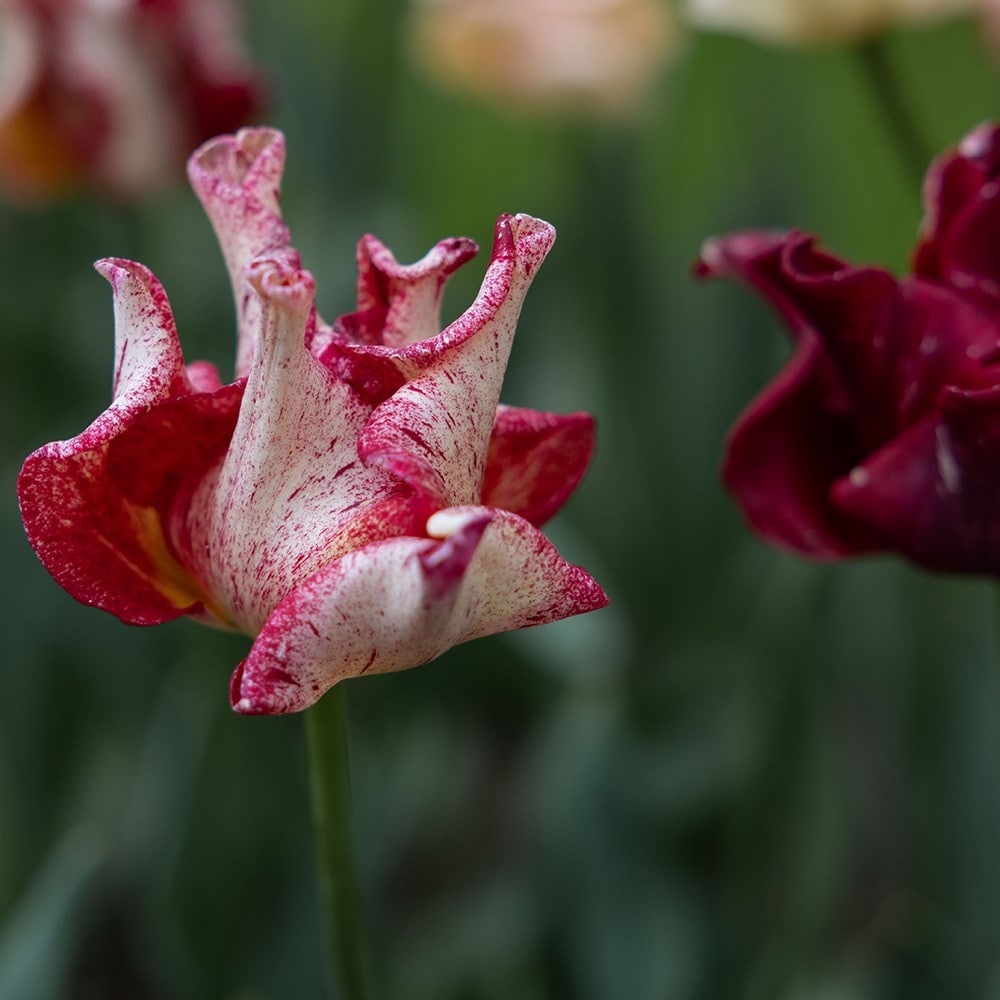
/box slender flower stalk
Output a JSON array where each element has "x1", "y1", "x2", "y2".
[
  {"x1": 305, "y1": 686, "x2": 375, "y2": 1000},
  {"x1": 854, "y1": 37, "x2": 930, "y2": 187}
]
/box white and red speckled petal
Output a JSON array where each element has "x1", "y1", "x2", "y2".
[
  {"x1": 98, "y1": 257, "x2": 187, "y2": 402},
  {"x1": 357, "y1": 214, "x2": 557, "y2": 507},
  {"x1": 320, "y1": 233, "x2": 478, "y2": 356},
  {"x1": 482, "y1": 404, "x2": 596, "y2": 527},
  {"x1": 17, "y1": 258, "x2": 210, "y2": 625},
  {"x1": 187, "y1": 127, "x2": 291, "y2": 377},
  {"x1": 231, "y1": 506, "x2": 609, "y2": 715},
  {"x1": 177, "y1": 254, "x2": 421, "y2": 635}
]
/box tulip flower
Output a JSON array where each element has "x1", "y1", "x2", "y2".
[
  {"x1": 695, "y1": 121, "x2": 1000, "y2": 575},
  {"x1": 18, "y1": 127, "x2": 608, "y2": 714},
  {"x1": 408, "y1": 0, "x2": 679, "y2": 118},
  {"x1": 685, "y1": 0, "x2": 974, "y2": 45},
  {"x1": 0, "y1": 0, "x2": 261, "y2": 201}
]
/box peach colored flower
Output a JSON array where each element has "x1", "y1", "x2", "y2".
[{"x1": 409, "y1": 0, "x2": 679, "y2": 117}]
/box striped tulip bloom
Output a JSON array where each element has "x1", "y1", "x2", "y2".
[{"x1": 18, "y1": 127, "x2": 608, "y2": 714}]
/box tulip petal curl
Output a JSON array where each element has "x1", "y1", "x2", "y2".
[
  {"x1": 18, "y1": 259, "x2": 239, "y2": 626},
  {"x1": 232, "y1": 506, "x2": 607, "y2": 715},
  {"x1": 174, "y1": 254, "x2": 426, "y2": 636},
  {"x1": 187, "y1": 126, "x2": 292, "y2": 378}
]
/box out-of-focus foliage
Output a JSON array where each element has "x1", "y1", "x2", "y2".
[{"x1": 2, "y1": 1, "x2": 1000, "y2": 997}]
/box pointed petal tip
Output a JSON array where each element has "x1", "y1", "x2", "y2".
[
  {"x1": 577, "y1": 568, "x2": 610, "y2": 610},
  {"x1": 229, "y1": 659, "x2": 245, "y2": 708},
  {"x1": 231, "y1": 690, "x2": 269, "y2": 716},
  {"x1": 491, "y1": 213, "x2": 556, "y2": 276},
  {"x1": 229, "y1": 658, "x2": 310, "y2": 716},
  {"x1": 230, "y1": 691, "x2": 274, "y2": 715},
  {"x1": 695, "y1": 230, "x2": 798, "y2": 277},
  {"x1": 694, "y1": 234, "x2": 740, "y2": 277},
  {"x1": 957, "y1": 121, "x2": 1000, "y2": 162},
  {"x1": 229, "y1": 660, "x2": 267, "y2": 715},
  {"x1": 434, "y1": 235, "x2": 480, "y2": 271},
  {"x1": 556, "y1": 561, "x2": 610, "y2": 618},
  {"x1": 94, "y1": 256, "x2": 152, "y2": 286}
]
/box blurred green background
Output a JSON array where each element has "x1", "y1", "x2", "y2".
[{"x1": 3, "y1": 2, "x2": 1000, "y2": 997}]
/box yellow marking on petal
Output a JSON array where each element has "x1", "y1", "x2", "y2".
[{"x1": 121, "y1": 503, "x2": 235, "y2": 629}]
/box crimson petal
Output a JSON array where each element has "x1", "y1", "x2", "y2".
[{"x1": 832, "y1": 386, "x2": 1000, "y2": 574}]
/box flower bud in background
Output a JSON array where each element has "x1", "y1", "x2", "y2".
[
  {"x1": 696, "y1": 122, "x2": 1000, "y2": 576},
  {"x1": 685, "y1": 0, "x2": 974, "y2": 45},
  {"x1": 18, "y1": 127, "x2": 608, "y2": 714},
  {"x1": 408, "y1": 0, "x2": 680, "y2": 118},
  {"x1": 0, "y1": 0, "x2": 262, "y2": 201}
]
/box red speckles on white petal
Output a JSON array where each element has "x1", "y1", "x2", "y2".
[
  {"x1": 358, "y1": 214, "x2": 557, "y2": 507},
  {"x1": 232, "y1": 506, "x2": 608, "y2": 714},
  {"x1": 177, "y1": 255, "x2": 414, "y2": 634},
  {"x1": 95, "y1": 258, "x2": 186, "y2": 402},
  {"x1": 504, "y1": 213, "x2": 557, "y2": 279},
  {"x1": 18, "y1": 259, "x2": 203, "y2": 625},
  {"x1": 20, "y1": 127, "x2": 607, "y2": 714},
  {"x1": 188, "y1": 127, "x2": 291, "y2": 377},
  {"x1": 353, "y1": 233, "x2": 479, "y2": 348}
]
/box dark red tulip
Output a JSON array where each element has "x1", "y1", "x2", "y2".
[{"x1": 697, "y1": 122, "x2": 1000, "y2": 575}]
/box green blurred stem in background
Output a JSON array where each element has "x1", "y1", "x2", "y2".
[
  {"x1": 305, "y1": 685, "x2": 376, "y2": 1000},
  {"x1": 854, "y1": 36, "x2": 931, "y2": 189}
]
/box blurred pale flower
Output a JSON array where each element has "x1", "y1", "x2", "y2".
[
  {"x1": 696, "y1": 122, "x2": 1000, "y2": 574},
  {"x1": 979, "y1": 0, "x2": 1000, "y2": 49},
  {"x1": 18, "y1": 127, "x2": 608, "y2": 715},
  {"x1": 0, "y1": 0, "x2": 262, "y2": 201},
  {"x1": 685, "y1": 0, "x2": 974, "y2": 44},
  {"x1": 408, "y1": 0, "x2": 680, "y2": 117}
]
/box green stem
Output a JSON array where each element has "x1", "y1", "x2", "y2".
[
  {"x1": 305, "y1": 685, "x2": 375, "y2": 1000},
  {"x1": 854, "y1": 37, "x2": 931, "y2": 189}
]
